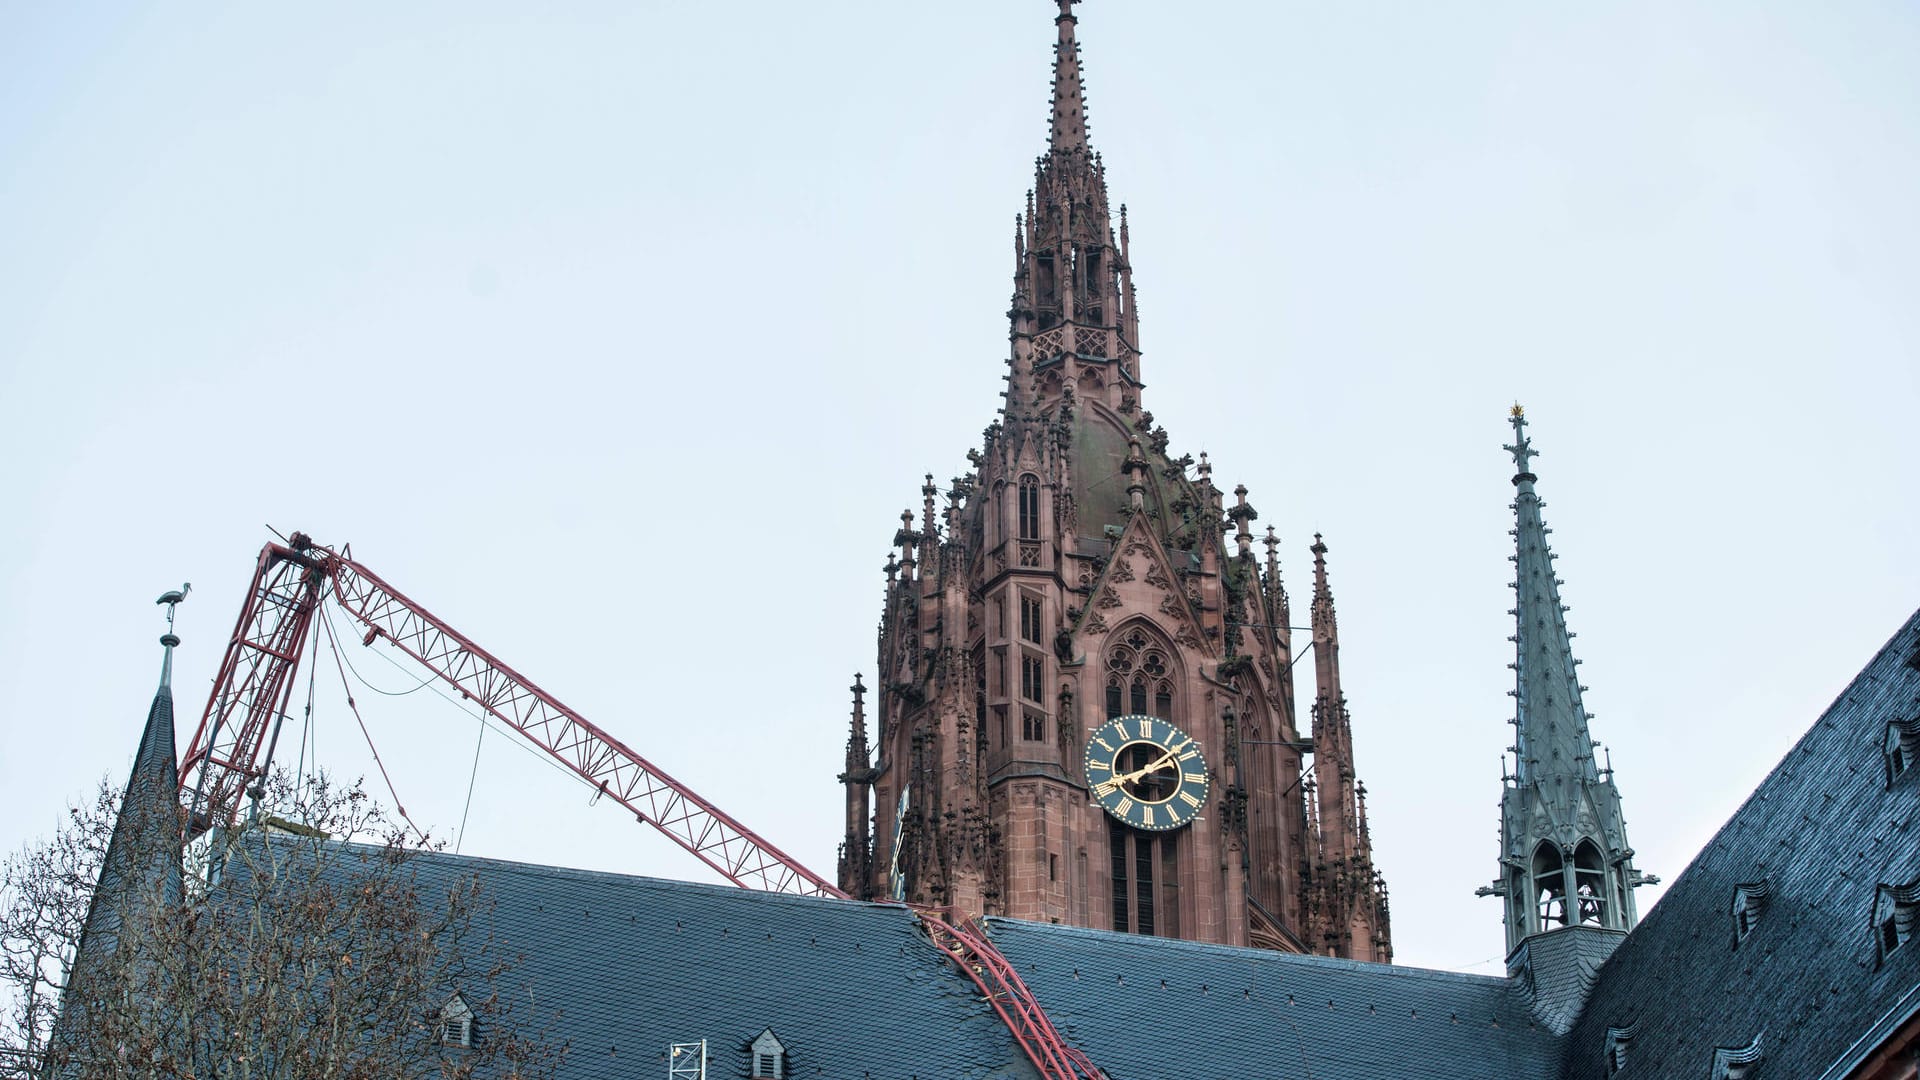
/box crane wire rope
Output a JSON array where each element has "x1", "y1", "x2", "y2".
[
  {"x1": 316, "y1": 597, "x2": 613, "y2": 858},
  {"x1": 292, "y1": 614, "x2": 322, "y2": 801},
  {"x1": 320, "y1": 599, "x2": 591, "y2": 792},
  {"x1": 454, "y1": 709, "x2": 485, "y2": 855},
  {"x1": 316, "y1": 603, "x2": 430, "y2": 844}
]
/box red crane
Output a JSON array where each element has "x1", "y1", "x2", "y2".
[{"x1": 179, "y1": 532, "x2": 1107, "y2": 1080}]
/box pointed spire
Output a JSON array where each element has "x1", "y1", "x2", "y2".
[
  {"x1": 1048, "y1": 0, "x2": 1091, "y2": 154},
  {"x1": 1488, "y1": 405, "x2": 1646, "y2": 957},
  {"x1": 845, "y1": 674, "x2": 869, "y2": 768},
  {"x1": 71, "y1": 587, "x2": 189, "y2": 990},
  {"x1": 1503, "y1": 407, "x2": 1593, "y2": 787},
  {"x1": 1309, "y1": 534, "x2": 1352, "y2": 849},
  {"x1": 838, "y1": 674, "x2": 875, "y2": 898}
]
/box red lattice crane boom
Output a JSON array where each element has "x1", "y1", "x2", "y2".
[
  {"x1": 179, "y1": 532, "x2": 1106, "y2": 1080},
  {"x1": 179, "y1": 533, "x2": 841, "y2": 898}
]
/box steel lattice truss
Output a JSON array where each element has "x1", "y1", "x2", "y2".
[
  {"x1": 179, "y1": 532, "x2": 1108, "y2": 1080},
  {"x1": 917, "y1": 909, "x2": 1109, "y2": 1080},
  {"x1": 180, "y1": 543, "x2": 327, "y2": 833},
  {"x1": 179, "y1": 535, "x2": 842, "y2": 899}
]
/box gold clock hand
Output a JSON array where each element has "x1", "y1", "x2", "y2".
[{"x1": 1106, "y1": 750, "x2": 1179, "y2": 791}]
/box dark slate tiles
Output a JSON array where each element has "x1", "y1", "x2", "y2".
[
  {"x1": 1560, "y1": 609, "x2": 1920, "y2": 1080},
  {"x1": 401, "y1": 853, "x2": 1037, "y2": 1080},
  {"x1": 985, "y1": 918, "x2": 1561, "y2": 1080}
]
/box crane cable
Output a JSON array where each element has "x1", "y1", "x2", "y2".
[
  {"x1": 317, "y1": 602, "x2": 430, "y2": 844},
  {"x1": 454, "y1": 712, "x2": 485, "y2": 855},
  {"x1": 292, "y1": 614, "x2": 322, "y2": 798}
]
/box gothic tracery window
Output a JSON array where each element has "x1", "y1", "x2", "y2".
[
  {"x1": 1017, "y1": 475, "x2": 1042, "y2": 541},
  {"x1": 1104, "y1": 627, "x2": 1175, "y2": 721}
]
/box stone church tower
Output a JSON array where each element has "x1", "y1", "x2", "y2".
[{"x1": 838, "y1": 0, "x2": 1391, "y2": 960}]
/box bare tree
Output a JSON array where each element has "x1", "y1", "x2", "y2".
[{"x1": 0, "y1": 774, "x2": 562, "y2": 1080}]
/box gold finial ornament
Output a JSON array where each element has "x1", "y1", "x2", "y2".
[{"x1": 1510, "y1": 403, "x2": 1525, "y2": 419}]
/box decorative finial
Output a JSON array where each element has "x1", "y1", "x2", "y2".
[
  {"x1": 155, "y1": 582, "x2": 190, "y2": 689},
  {"x1": 1504, "y1": 406, "x2": 1538, "y2": 480}
]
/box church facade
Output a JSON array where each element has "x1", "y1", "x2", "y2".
[{"x1": 834, "y1": 0, "x2": 1389, "y2": 962}]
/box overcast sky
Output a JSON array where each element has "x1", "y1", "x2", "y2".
[{"x1": 2, "y1": 1, "x2": 1915, "y2": 975}]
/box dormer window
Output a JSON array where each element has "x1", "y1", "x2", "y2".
[
  {"x1": 1885, "y1": 719, "x2": 1919, "y2": 787},
  {"x1": 1731, "y1": 881, "x2": 1770, "y2": 946},
  {"x1": 439, "y1": 994, "x2": 473, "y2": 1049},
  {"x1": 1709, "y1": 1033, "x2": 1763, "y2": 1079},
  {"x1": 749, "y1": 1028, "x2": 787, "y2": 1079},
  {"x1": 1875, "y1": 881, "x2": 1918, "y2": 963},
  {"x1": 1603, "y1": 1023, "x2": 1636, "y2": 1075}
]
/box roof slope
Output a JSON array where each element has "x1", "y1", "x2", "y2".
[
  {"x1": 1561, "y1": 608, "x2": 1920, "y2": 1080},
  {"x1": 400, "y1": 853, "x2": 1036, "y2": 1080},
  {"x1": 986, "y1": 918, "x2": 1561, "y2": 1079}
]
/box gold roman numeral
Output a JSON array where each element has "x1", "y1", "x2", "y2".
[
  {"x1": 1115, "y1": 796, "x2": 1134, "y2": 817},
  {"x1": 1178, "y1": 791, "x2": 1202, "y2": 808},
  {"x1": 1183, "y1": 772, "x2": 1206, "y2": 784},
  {"x1": 1095, "y1": 737, "x2": 1116, "y2": 753},
  {"x1": 1140, "y1": 804, "x2": 1157, "y2": 827},
  {"x1": 1136, "y1": 718, "x2": 1152, "y2": 739}
]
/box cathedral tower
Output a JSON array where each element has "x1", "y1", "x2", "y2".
[{"x1": 838, "y1": 1, "x2": 1391, "y2": 958}]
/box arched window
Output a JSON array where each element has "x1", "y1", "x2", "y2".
[
  {"x1": 1102, "y1": 623, "x2": 1183, "y2": 939},
  {"x1": 1105, "y1": 627, "x2": 1175, "y2": 721},
  {"x1": 1574, "y1": 840, "x2": 1608, "y2": 926},
  {"x1": 1533, "y1": 843, "x2": 1569, "y2": 931},
  {"x1": 1017, "y1": 475, "x2": 1042, "y2": 541}
]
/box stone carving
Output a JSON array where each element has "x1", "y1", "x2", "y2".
[
  {"x1": 1144, "y1": 559, "x2": 1172, "y2": 590},
  {"x1": 1109, "y1": 558, "x2": 1135, "y2": 583}
]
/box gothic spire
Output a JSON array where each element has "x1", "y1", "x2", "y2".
[
  {"x1": 1504, "y1": 409, "x2": 1597, "y2": 789},
  {"x1": 837, "y1": 674, "x2": 875, "y2": 897},
  {"x1": 1486, "y1": 406, "x2": 1650, "y2": 960},
  {"x1": 1309, "y1": 535, "x2": 1354, "y2": 860},
  {"x1": 1048, "y1": 0, "x2": 1090, "y2": 154}
]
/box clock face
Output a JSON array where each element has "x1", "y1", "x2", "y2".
[{"x1": 1084, "y1": 714, "x2": 1209, "y2": 832}]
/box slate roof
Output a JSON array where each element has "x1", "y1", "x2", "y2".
[
  {"x1": 397, "y1": 852, "x2": 1037, "y2": 1080},
  {"x1": 987, "y1": 918, "x2": 1561, "y2": 1080},
  {"x1": 402, "y1": 843, "x2": 1560, "y2": 1080},
  {"x1": 1559, "y1": 608, "x2": 1920, "y2": 1080}
]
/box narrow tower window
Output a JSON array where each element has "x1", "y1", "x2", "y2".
[
  {"x1": 1021, "y1": 653, "x2": 1045, "y2": 703},
  {"x1": 1573, "y1": 840, "x2": 1608, "y2": 926},
  {"x1": 1533, "y1": 843, "x2": 1569, "y2": 931},
  {"x1": 1020, "y1": 593, "x2": 1044, "y2": 644},
  {"x1": 1018, "y1": 475, "x2": 1042, "y2": 541},
  {"x1": 1108, "y1": 818, "x2": 1178, "y2": 937}
]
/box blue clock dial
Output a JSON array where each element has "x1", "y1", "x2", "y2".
[{"x1": 1084, "y1": 714, "x2": 1209, "y2": 832}]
